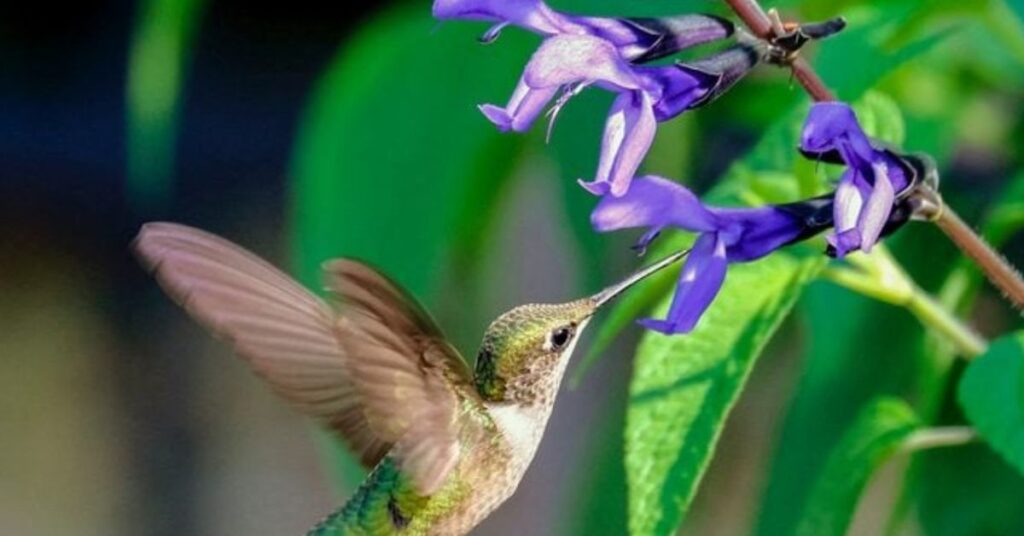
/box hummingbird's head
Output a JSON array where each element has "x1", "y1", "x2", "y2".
[
  {"x1": 472, "y1": 249, "x2": 688, "y2": 405},
  {"x1": 473, "y1": 298, "x2": 597, "y2": 405}
]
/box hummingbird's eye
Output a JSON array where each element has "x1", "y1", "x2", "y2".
[{"x1": 547, "y1": 324, "x2": 575, "y2": 351}]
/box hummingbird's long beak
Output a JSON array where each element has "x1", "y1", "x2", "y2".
[{"x1": 591, "y1": 248, "x2": 690, "y2": 309}]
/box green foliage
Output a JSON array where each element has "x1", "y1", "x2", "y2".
[
  {"x1": 917, "y1": 443, "x2": 1024, "y2": 536},
  {"x1": 273, "y1": 0, "x2": 1024, "y2": 531},
  {"x1": 625, "y1": 253, "x2": 821, "y2": 536},
  {"x1": 125, "y1": 0, "x2": 205, "y2": 211},
  {"x1": 958, "y1": 332, "x2": 1024, "y2": 475},
  {"x1": 617, "y1": 88, "x2": 916, "y2": 535},
  {"x1": 290, "y1": 6, "x2": 533, "y2": 297},
  {"x1": 813, "y1": 4, "x2": 957, "y2": 100},
  {"x1": 795, "y1": 398, "x2": 920, "y2": 536},
  {"x1": 754, "y1": 80, "x2": 931, "y2": 536}
]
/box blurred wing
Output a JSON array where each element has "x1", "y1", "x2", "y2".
[
  {"x1": 132, "y1": 222, "x2": 391, "y2": 467},
  {"x1": 324, "y1": 260, "x2": 475, "y2": 494}
]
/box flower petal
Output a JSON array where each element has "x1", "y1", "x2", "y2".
[
  {"x1": 857, "y1": 161, "x2": 896, "y2": 252},
  {"x1": 573, "y1": 14, "x2": 734, "y2": 62},
  {"x1": 479, "y1": 78, "x2": 558, "y2": 132},
  {"x1": 800, "y1": 102, "x2": 875, "y2": 166},
  {"x1": 432, "y1": 0, "x2": 577, "y2": 36},
  {"x1": 708, "y1": 206, "x2": 808, "y2": 262},
  {"x1": 524, "y1": 34, "x2": 642, "y2": 91},
  {"x1": 581, "y1": 91, "x2": 656, "y2": 197},
  {"x1": 828, "y1": 228, "x2": 862, "y2": 258},
  {"x1": 639, "y1": 232, "x2": 728, "y2": 334},
  {"x1": 833, "y1": 171, "x2": 865, "y2": 233},
  {"x1": 644, "y1": 64, "x2": 717, "y2": 122},
  {"x1": 590, "y1": 175, "x2": 718, "y2": 233}
]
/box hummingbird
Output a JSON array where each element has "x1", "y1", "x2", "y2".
[{"x1": 133, "y1": 222, "x2": 684, "y2": 535}]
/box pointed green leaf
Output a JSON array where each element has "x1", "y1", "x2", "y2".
[
  {"x1": 625, "y1": 251, "x2": 822, "y2": 536},
  {"x1": 958, "y1": 332, "x2": 1024, "y2": 476},
  {"x1": 814, "y1": 6, "x2": 957, "y2": 100},
  {"x1": 795, "y1": 398, "x2": 920, "y2": 536},
  {"x1": 126, "y1": 0, "x2": 206, "y2": 210},
  {"x1": 289, "y1": 5, "x2": 531, "y2": 295}
]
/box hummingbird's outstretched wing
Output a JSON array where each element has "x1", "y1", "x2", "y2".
[
  {"x1": 323, "y1": 260, "x2": 476, "y2": 494},
  {"x1": 133, "y1": 223, "x2": 474, "y2": 494}
]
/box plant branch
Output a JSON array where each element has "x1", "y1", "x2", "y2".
[
  {"x1": 932, "y1": 206, "x2": 1024, "y2": 310},
  {"x1": 900, "y1": 426, "x2": 978, "y2": 453},
  {"x1": 822, "y1": 247, "x2": 987, "y2": 360},
  {"x1": 724, "y1": 0, "x2": 1024, "y2": 312},
  {"x1": 724, "y1": 0, "x2": 773, "y2": 38}
]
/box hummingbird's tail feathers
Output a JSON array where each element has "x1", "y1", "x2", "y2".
[{"x1": 132, "y1": 222, "x2": 391, "y2": 467}]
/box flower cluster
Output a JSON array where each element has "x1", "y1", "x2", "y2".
[
  {"x1": 799, "y1": 102, "x2": 919, "y2": 257},
  {"x1": 436, "y1": 1, "x2": 921, "y2": 334},
  {"x1": 435, "y1": 0, "x2": 758, "y2": 196},
  {"x1": 591, "y1": 175, "x2": 834, "y2": 332}
]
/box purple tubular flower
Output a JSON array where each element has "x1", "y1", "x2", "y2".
[
  {"x1": 438, "y1": 0, "x2": 754, "y2": 197},
  {"x1": 800, "y1": 102, "x2": 913, "y2": 257},
  {"x1": 579, "y1": 44, "x2": 758, "y2": 196},
  {"x1": 432, "y1": 0, "x2": 734, "y2": 61},
  {"x1": 479, "y1": 33, "x2": 758, "y2": 195},
  {"x1": 591, "y1": 176, "x2": 831, "y2": 333},
  {"x1": 432, "y1": 0, "x2": 580, "y2": 38},
  {"x1": 477, "y1": 34, "x2": 645, "y2": 134},
  {"x1": 574, "y1": 14, "x2": 735, "y2": 62}
]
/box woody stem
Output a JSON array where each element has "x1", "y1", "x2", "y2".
[{"x1": 724, "y1": 0, "x2": 1024, "y2": 312}]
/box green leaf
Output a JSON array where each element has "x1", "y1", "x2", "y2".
[
  {"x1": 564, "y1": 384, "x2": 630, "y2": 536},
  {"x1": 625, "y1": 252, "x2": 823, "y2": 536},
  {"x1": 288, "y1": 5, "x2": 531, "y2": 487},
  {"x1": 607, "y1": 103, "x2": 825, "y2": 536},
  {"x1": 755, "y1": 279, "x2": 926, "y2": 536},
  {"x1": 795, "y1": 398, "x2": 920, "y2": 536},
  {"x1": 125, "y1": 0, "x2": 206, "y2": 211},
  {"x1": 547, "y1": 90, "x2": 616, "y2": 291},
  {"x1": 852, "y1": 91, "x2": 906, "y2": 146},
  {"x1": 958, "y1": 332, "x2": 1024, "y2": 475},
  {"x1": 917, "y1": 443, "x2": 1024, "y2": 536},
  {"x1": 290, "y1": 5, "x2": 531, "y2": 295},
  {"x1": 753, "y1": 92, "x2": 922, "y2": 536},
  {"x1": 813, "y1": 5, "x2": 956, "y2": 100}
]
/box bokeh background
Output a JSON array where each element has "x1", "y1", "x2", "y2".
[{"x1": 3, "y1": 0, "x2": 1024, "y2": 535}]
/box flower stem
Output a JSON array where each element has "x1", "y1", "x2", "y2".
[
  {"x1": 822, "y1": 248, "x2": 987, "y2": 359},
  {"x1": 723, "y1": 0, "x2": 774, "y2": 38},
  {"x1": 932, "y1": 206, "x2": 1024, "y2": 311},
  {"x1": 900, "y1": 426, "x2": 978, "y2": 453},
  {"x1": 724, "y1": 0, "x2": 1024, "y2": 313},
  {"x1": 723, "y1": 0, "x2": 838, "y2": 101},
  {"x1": 789, "y1": 56, "x2": 835, "y2": 101},
  {"x1": 903, "y1": 288, "x2": 987, "y2": 360}
]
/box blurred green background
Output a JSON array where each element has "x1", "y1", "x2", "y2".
[{"x1": 2, "y1": 0, "x2": 1024, "y2": 534}]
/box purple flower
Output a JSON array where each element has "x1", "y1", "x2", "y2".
[
  {"x1": 591, "y1": 175, "x2": 832, "y2": 333},
  {"x1": 800, "y1": 102, "x2": 914, "y2": 257},
  {"x1": 435, "y1": 0, "x2": 752, "y2": 197},
  {"x1": 432, "y1": 0, "x2": 734, "y2": 61},
  {"x1": 479, "y1": 34, "x2": 758, "y2": 196}
]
